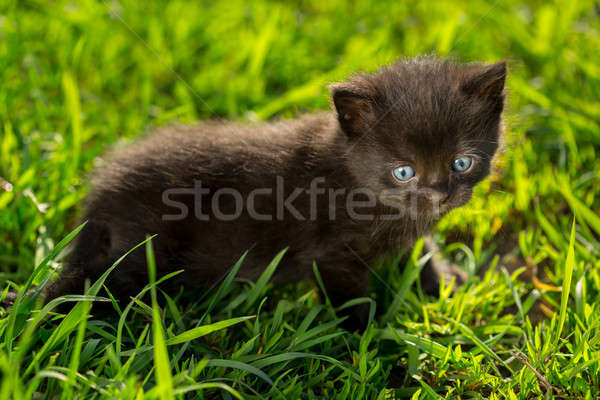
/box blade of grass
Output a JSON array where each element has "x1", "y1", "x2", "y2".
[
  {"x1": 167, "y1": 316, "x2": 255, "y2": 345},
  {"x1": 555, "y1": 220, "x2": 576, "y2": 346},
  {"x1": 61, "y1": 287, "x2": 92, "y2": 400},
  {"x1": 244, "y1": 248, "x2": 287, "y2": 310},
  {"x1": 206, "y1": 359, "x2": 274, "y2": 386},
  {"x1": 146, "y1": 237, "x2": 174, "y2": 400}
]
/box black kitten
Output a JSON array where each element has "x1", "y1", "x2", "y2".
[{"x1": 44, "y1": 57, "x2": 506, "y2": 329}]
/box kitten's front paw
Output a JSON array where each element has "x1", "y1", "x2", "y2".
[
  {"x1": 421, "y1": 255, "x2": 467, "y2": 295},
  {"x1": 420, "y1": 237, "x2": 468, "y2": 295}
]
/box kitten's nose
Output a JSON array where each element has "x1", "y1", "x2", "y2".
[
  {"x1": 427, "y1": 190, "x2": 448, "y2": 203},
  {"x1": 425, "y1": 178, "x2": 449, "y2": 198},
  {"x1": 419, "y1": 181, "x2": 450, "y2": 206},
  {"x1": 415, "y1": 188, "x2": 449, "y2": 216}
]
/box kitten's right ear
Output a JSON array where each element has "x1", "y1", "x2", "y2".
[{"x1": 330, "y1": 84, "x2": 376, "y2": 138}]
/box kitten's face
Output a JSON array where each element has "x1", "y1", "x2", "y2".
[{"x1": 332, "y1": 59, "x2": 506, "y2": 219}]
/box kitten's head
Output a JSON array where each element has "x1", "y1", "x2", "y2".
[{"x1": 331, "y1": 58, "x2": 506, "y2": 218}]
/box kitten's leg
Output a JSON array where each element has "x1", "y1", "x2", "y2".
[
  {"x1": 318, "y1": 262, "x2": 371, "y2": 331},
  {"x1": 419, "y1": 236, "x2": 467, "y2": 295}
]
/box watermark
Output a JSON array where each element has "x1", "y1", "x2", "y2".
[{"x1": 162, "y1": 177, "x2": 446, "y2": 222}]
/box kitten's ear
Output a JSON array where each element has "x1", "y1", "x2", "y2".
[
  {"x1": 461, "y1": 61, "x2": 507, "y2": 100},
  {"x1": 330, "y1": 84, "x2": 376, "y2": 138}
]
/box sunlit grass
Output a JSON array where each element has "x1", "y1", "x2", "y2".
[{"x1": 1, "y1": 0, "x2": 599, "y2": 397}]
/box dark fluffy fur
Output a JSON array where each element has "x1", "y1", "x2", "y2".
[{"x1": 45, "y1": 58, "x2": 507, "y2": 328}]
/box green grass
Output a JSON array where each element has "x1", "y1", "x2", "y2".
[{"x1": 1, "y1": 0, "x2": 600, "y2": 398}]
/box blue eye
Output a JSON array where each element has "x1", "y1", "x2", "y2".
[
  {"x1": 452, "y1": 156, "x2": 473, "y2": 172},
  {"x1": 392, "y1": 165, "x2": 415, "y2": 181}
]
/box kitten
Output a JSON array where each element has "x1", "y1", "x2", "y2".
[{"x1": 44, "y1": 58, "x2": 506, "y2": 329}]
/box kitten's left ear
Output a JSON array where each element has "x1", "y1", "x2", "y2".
[
  {"x1": 461, "y1": 61, "x2": 507, "y2": 100},
  {"x1": 330, "y1": 83, "x2": 377, "y2": 138}
]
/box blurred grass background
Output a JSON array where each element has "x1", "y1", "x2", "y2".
[{"x1": 1, "y1": 0, "x2": 599, "y2": 398}]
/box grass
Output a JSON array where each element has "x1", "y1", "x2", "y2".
[{"x1": 1, "y1": 0, "x2": 599, "y2": 398}]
